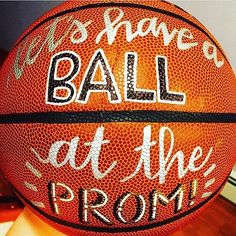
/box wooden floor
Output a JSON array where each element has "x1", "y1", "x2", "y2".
[
  {"x1": 172, "y1": 197, "x2": 236, "y2": 236},
  {"x1": 0, "y1": 195, "x2": 236, "y2": 235}
]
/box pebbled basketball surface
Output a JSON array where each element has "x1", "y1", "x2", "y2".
[{"x1": 0, "y1": 0, "x2": 236, "y2": 235}]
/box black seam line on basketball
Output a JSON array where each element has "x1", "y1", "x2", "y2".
[
  {"x1": 0, "y1": 111, "x2": 236, "y2": 124},
  {"x1": 9, "y1": 177, "x2": 227, "y2": 233},
  {"x1": 11, "y1": 2, "x2": 229, "y2": 64}
]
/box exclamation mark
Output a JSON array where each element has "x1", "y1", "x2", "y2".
[{"x1": 189, "y1": 179, "x2": 198, "y2": 206}]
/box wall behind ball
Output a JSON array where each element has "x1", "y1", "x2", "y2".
[{"x1": 0, "y1": 0, "x2": 235, "y2": 72}]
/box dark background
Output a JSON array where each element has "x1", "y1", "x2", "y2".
[
  {"x1": 0, "y1": 1, "x2": 62, "y2": 51},
  {"x1": 0, "y1": 0, "x2": 235, "y2": 73}
]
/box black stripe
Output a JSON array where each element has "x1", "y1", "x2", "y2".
[
  {"x1": 0, "y1": 196, "x2": 18, "y2": 204},
  {"x1": 228, "y1": 177, "x2": 236, "y2": 187},
  {"x1": 10, "y1": 177, "x2": 227, "y2": 233},
  {"x1": 11, "y1": 2, "x2": 228, "y2": 64},
  {"x1": 0, "y1": 111, "x2": 236, "y2": 124},
  {"x1": 228, "y1": 179, "x2": 236, "y2": 187},
  {"x1": 229, "y1": 176, "x2": 236, "y2": 182}
]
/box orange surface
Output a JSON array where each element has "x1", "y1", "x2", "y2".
[
  {"x1": 6, "y1": 207, "x2": 64, "y2": 236},
  {"x1": 0, "y1": 0, "x2": 235, "y2": 236}
]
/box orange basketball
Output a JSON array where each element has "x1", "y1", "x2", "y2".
[{"x1": 0, "y1": 0, "x2": 235, "y2": 235}]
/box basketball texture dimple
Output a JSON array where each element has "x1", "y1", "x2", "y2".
[{"x1": 0, "y1": 0, "x2": 236, "y2": 236}]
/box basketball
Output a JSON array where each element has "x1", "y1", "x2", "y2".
[{"x1": 0, "y1": 0, "x2": 235, "y2": 235}]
